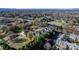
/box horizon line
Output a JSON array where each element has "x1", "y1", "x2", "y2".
[{"x1": 0, "y1": 8, "x2": 79, "y2": 9}]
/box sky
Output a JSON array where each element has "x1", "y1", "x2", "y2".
[{"x1": 0, "y1": 0, "x2": 79, "y2": 9}]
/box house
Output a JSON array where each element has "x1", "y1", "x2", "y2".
[{"x1": 69, "y1": 33, "x2": 79, "y2": 42}]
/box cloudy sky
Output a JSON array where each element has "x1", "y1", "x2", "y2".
[{"x1": 0, "y1": 0, "x2": 79, "y2": 9}]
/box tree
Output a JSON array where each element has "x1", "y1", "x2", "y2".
[
  {"x1": 42, "y1": 32, "x2": 50, "y2": 38},
  {"x1": 11, "y1": 26, "x2": 22, "y2": 33},
  {"x1": 43, "y1": 21, "x2": 48, "y2": 26},
  {"x1": 27, "y1": 31, "x2": 34, "y2": 40}
]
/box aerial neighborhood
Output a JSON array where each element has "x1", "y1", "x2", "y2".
[{"x1": 0, "y1": 9, "x2": 79, "y2": 50}]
